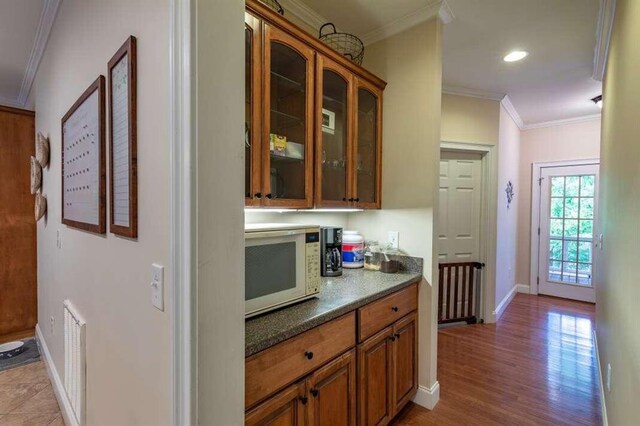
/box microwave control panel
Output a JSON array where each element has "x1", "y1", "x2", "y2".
[{"x1": 305, "y1": 232, "x2": 321, "y2": 294}]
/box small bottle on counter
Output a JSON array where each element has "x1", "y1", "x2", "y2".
[
  {"x1": 364, "y1": 240, "x2": 382, "y2": 271},
  {"x1": 343, "y1": 230, "x2": 364, "y2": 268}
]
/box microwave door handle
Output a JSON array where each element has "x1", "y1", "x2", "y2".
[{"x1": 245, "y1": 229, "x2": 306, "y2": 240}]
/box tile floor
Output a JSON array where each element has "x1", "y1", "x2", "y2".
[{"x1": 0, "y1": 361, "x2": 64, "y2": 425}]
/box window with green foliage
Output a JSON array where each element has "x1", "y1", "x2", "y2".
[{"x1": 548, "y1": 175, "x2": 595, "y2": 285}]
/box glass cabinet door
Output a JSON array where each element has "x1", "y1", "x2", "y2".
[
  {"x1": 263, "y1": 25, "x2": 314, "y2": 208},
  {"x1": 245, "y1": 13, "x2": 262, "y2": 206},
  {"x1": 315, "y1": 56, "x2": 352, "y2": 207},
  {"x1": 354, "y1": 80, "x2": 382, "y2": 208}
]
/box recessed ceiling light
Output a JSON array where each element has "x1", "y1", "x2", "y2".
[{"x1": 503, "y1": 51, "x2": 529, "y2": 62}]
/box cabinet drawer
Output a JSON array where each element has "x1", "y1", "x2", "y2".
[
  {"x1": 246, "y1": 312, "x2": 356, "y2": 409},
  {"x1": 358, "y1": 283, "x2": 418, "y2": 342}
]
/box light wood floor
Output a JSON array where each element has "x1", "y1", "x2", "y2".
[
  {"x1": 0, "y1": 361, "x2": 64, "y2": 425},
  {"x1": 394, "y1": 294, "x2": 601, "y2": 426}
]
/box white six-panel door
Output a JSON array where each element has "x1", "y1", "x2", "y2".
[{"x1": 439, "y1": 151, "x2": 483, "y2": 262}]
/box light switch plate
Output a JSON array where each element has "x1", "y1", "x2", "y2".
[{"x1": 151, "y1": 264, "x2": 164, "y2": 311}]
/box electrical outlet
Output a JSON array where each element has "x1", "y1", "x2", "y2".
[
  {"x1": 388, "y1": 231, "x2": 399, "y2": 251},
  {"x1": 50, "y1": 316, "x2": 55, "y2": 335},
  {"x1": 606, "y1": 363, "x2": 612, "y2": 393}
]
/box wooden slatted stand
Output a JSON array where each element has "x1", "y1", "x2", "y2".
[{"x1": 438, "y1": 262, "x2": 483, "y2": 325}]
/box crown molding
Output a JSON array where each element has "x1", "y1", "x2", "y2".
[
  {"x1": 278, "y1": 0, "x2": 327, "y2": 32},
  {"x1": 6, "y1": 0, "x2": 62, "y2": 108},
  {"x1": 442, "y1": 85, "x2": 505, "y2": 101},
  {"x1": 593, "y1": 0, "x2": 616, "y2": 81},
  {"x1": 361, "y1": 0, "x2": 454, "y2": 46},
  {"x1": 500, "y1": 95, "x2": 524, "y2": 129},
  {"x1": 522, "y1": 114, "x2": 601, "y2": 130},
  {"x1": 0, "y1": 96, "x2": 25, "y2": 109}
]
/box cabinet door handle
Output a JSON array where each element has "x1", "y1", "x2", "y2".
[
  {"x1": 265, "y1": 193, "x2": 273, "y2": 199},
  {"x1": 394, "y1": 333, "x2": 401, "y2": 339},
  {"x1": 304, "y1": 351, "x2": 314, "y2": 360},
  {"x1": 342, "y1": 197, "x2": 347, "y2": 201},
  {"x1": 354, "y1": 198, "x2": 360, "y2": 202},
  {"x1": 389, "y1": 335, "x2": 396, "y2": 342},
  {"x1": 255, "y1": 192, "x2": 262, "y2": 199},
  {"x1": 299, "y1": 396, "x2": 308, "y2": 405},
  {"x1": 348, "y1": 198, "x2": 354, "y2": 202},
  {"x1": 391, "y1": 306, "x2": 399, "y2": 312},
  {"x1": 310, "y1": 389, "x2": 319, "y2": 397}
]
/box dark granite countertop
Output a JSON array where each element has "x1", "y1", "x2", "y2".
[{"x1": 245, "y1": 268, "x2": 423, "y2": 357}]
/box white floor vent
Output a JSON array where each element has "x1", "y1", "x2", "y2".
[{"x1": 64, "y1": 300, "x2": 86, "y2": 425}]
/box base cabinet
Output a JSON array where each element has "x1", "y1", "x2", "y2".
[
  {"x1": 245, "y1": 382, "x2": 307, "y2": 426},
  {"x1": 247, "y1": 349, "x2": 357, "y2": 426},
  {"x1": 245, "y1": 284, "x2": 419, "y2": 426},
  {"x1": 308, "y1": 350, "x2": 357, "y2": 426},
  {"x1": 357, "y1": 313, "x2": 418, "y2": 426}
]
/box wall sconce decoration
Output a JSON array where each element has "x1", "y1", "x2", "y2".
[
  {"x1": 36, "y1": 132, "x2": 50, "y2": 168},
  {"x1": 505, "y1": 180, "x2": 515, "y2": 209},
  {"x1": 591, "y1": 95, "x2": 603, "y2": 109},
  {"x1": 30, "y1": 156, "x2": 42, "y2": 195},
  {"x1": 35, "y1": 193, "x2": 47, "y2": 221}
]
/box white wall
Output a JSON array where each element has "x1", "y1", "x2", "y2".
[
  {"x1": 34, "y1": 1, "x2": 171, "y2": 424},
  {"x1": 596, "y1": 0, "x2": 640, "y2": 422},
  {"x1": 515, "y1": 119, "x2": 601, "y2": 287},
  {"x1": 348, "y1": 19, "x2": 442, "y2": 394},
  {"x1": 495, "y1": 104, "x2": 521, "y2": 308},
  {"x1": 196, "y1": 0, "x2": 246, "y2": 424}
]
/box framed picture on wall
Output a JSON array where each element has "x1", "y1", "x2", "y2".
[
  {"x1": 61, "y1": 76, "x2": 106, "y2": 234},
  {"x1": 108, "y1": 36, "x2": 138, "y2": 238}
]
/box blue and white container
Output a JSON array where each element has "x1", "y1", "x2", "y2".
[{"x1": 342, "y1": 230, "x2": 365, "y2": 268}]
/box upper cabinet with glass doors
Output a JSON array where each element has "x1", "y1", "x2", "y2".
[{"x1": 245, "y1": 0, "x2": 386, "y2": 209}]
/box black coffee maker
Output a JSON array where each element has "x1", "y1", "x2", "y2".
[{"x1": 321, "y1": 227, "x2": 343, "y2": 277}]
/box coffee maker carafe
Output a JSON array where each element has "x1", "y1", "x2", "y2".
[{"x1": 321, "y1": 227, "x2": 343, "y2": 277}]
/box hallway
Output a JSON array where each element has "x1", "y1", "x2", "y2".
[{"x1": 395, "y1": 294, "x2": 601, "y2": 425}]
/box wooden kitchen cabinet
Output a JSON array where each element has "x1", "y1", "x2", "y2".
[
  {"x1": 357, "y1": 312, "x2": 418, "y2": 426},
  {"x1": 245, "y1": 283, "x2": 419, "y2": 426},
  {"x1": 353, "y1": 79, "x2": 383, "y2": 209},
  {"x1": 245, "y1": 12, "x2": 262, "y2": 206},
  {"x1": 307, "y1": 349, "x2": 357, "y2": 426},
  {"x1": 357, "y1": 326, "x2": 394, "y2": 426},
  {"x1": 392, "y1": 313, "x2": 418, "y2": 413},
  {"x1": 244, "y1": 0, "x2": 385, "y2": 210},
  {"x1": 245, "y1": 381, "x2": 307, "y2": 426}
]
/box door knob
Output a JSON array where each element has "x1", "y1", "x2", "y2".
[
  {"x1": 310, "y1": 389, "x2": 319, "y2": 397},
  {"x1": 304, "y1": 351, "x2": 314, "y2": 360},
  {"x1": 255, "y1": 192, "x2": 262, "y2": 199},
  {"x1": 391, "y1": 306, "x2": 399, "y2": 312}
]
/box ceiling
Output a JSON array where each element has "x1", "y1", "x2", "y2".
[
  {"x1": 0, "y1": 0, "x2": 52, "y2": 109},
  {"x1": 294, "y1": 0, "x2": 603, "y2": 126},
  {"x1": 443, "y1": 0, "x2": 602, "y2": 125}
]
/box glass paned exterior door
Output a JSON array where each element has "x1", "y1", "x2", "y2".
[{"x1": 538, "y1": 164, "x2": 599, "y2": 303}]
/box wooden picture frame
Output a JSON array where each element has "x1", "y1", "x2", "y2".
[
  {"x1": 61, "y1": 76, "x2": 106, "y2": 234},
  {"x1": 108, "y1": 36, "x2": 138, "y2": 238}
]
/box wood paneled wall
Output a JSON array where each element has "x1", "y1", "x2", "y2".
[{"x1": 0, "y1": 105, "x2": 37, "y2": 343}]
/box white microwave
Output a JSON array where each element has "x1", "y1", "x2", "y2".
[{"x1": 245, "y1": 224, "x2": 321, "y2": 318}]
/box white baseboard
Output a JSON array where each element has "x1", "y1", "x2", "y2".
[
  {"x1": 516, "y1": 284, "x2": 530, "y2": 293},
  {"x1": 36, "y1": 324, "x2": 79, "y2": 426},
  {"x1": 492, "y1": 284, "x2": 518, "y2": 320},
  {"x1": 592, "y1": 330, "x2": 609, "y2": 426},
  {"x1": 413, "y1": 381, "x2": 440, "y2": 410}
]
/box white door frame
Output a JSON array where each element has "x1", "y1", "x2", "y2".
[
  {"x1": 529, "y1": 159, "x2": 600, "y2": 296},
  {"x1": 170, "y1": 0, "x2": 194, "y2": 424},
  {"x1": 441, "y1": 141, "x2": 497, "y2": 322}
]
